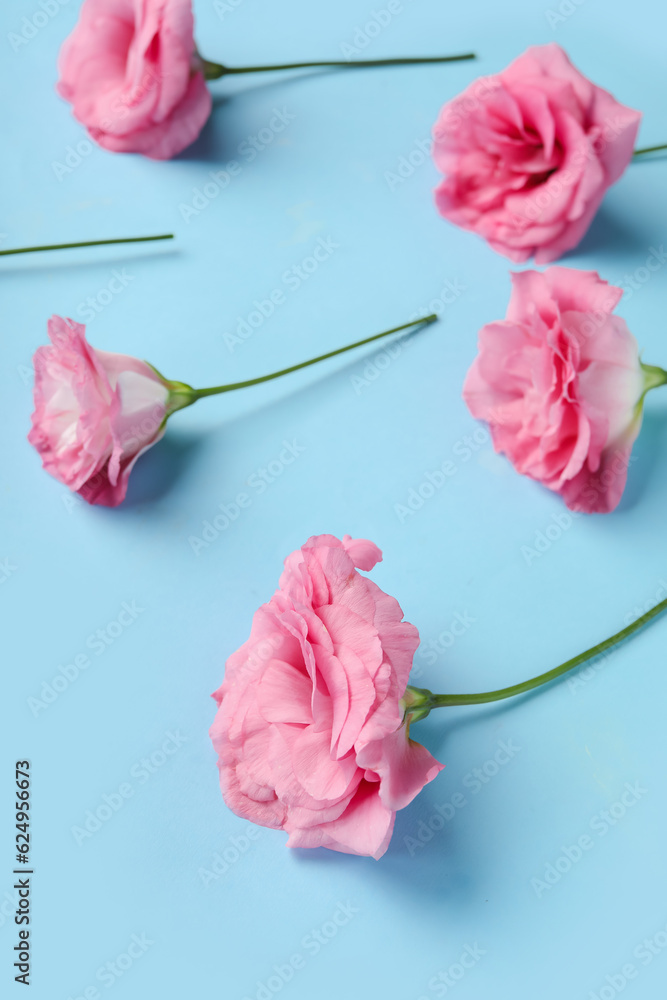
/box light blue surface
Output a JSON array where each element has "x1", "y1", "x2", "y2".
[{"x1": 2, "y1": 1, "x2": 667, "y2": 997}]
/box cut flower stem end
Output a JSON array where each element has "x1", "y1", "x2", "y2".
[
  {"x1": 163, "y1": 314, "x2": 439, "y2": 410},
  {"x1": 201, "y1": 54, "x2": 476, "y2": 80},
  {"x1": 405, "y1": 595, "x2": 667, "y2": 720},
  {"x1": 0, "y1": 235, "x2": 174, "y2": 257},
  {"x1": 633, "y1": 143, "x2": 667, "y2": 157}
]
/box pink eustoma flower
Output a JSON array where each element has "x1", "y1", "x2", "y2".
[
  {"x1": 29, "y1": 316, "x2": 170, "y2": 506},
  {"x1": 57, "y1": 0, "x2": 211, "y2": 160},
  {"x1": 209, "y1": 534, "x2": 443, "y2": 859},
  {"x1": 463, "y1": 267, "x2": 650, "y2": 513},
  {"x1": 432, "y1": 44, "x2": 641, "y2": 263},
  {"x1": 28, "y1": 314, "x2": 440, "y2": 506}
]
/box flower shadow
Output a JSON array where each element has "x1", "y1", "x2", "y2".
[
  {"x1": 173, "y1": 99, "x2": 236, "y2": 163},
  {"x1": 110, "y1": 321, "x2": 432, "y2": 510},
  {"x1": 0, "y1": 248, "x2": 181, "y2": 276},
  {"x1": 173, "y1": 68, "x2": 341, "y2": 165},
  {"x1": 632, "y1": 150, "x2": 667, "y2": 162},
  {"x1": 291, "y1": 684, "x2": 566, "y2": 909},
  {"x1": 563, "y1": 206, "x2": 649, "y2": 264},
  {"x1": 616, "y1": 407, "x2": 667, "y2": 513},
  {"x1": 119, "y1": 428, "x2": 210, "y2": 508}
]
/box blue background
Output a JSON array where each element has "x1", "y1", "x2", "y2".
[{"x1": 2, "y1": 1, "x2": 667, "y2": 998}]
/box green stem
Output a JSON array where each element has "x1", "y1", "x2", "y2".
[
  {"x1": 633, "y1": 143, "x2": 667, "y2": 157},
  {"x1": 190, "y1": 315, "x2": 437, "y2": 399},
  {"x1": 407, "y1": 595, "x2": 667, "y2": 715},
  {"x1": 202, "y1": 54, "x2": 475, "y2": 79},
  {"x1": 0, "y1": 234, "x2": 173, "y2": 257}
]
